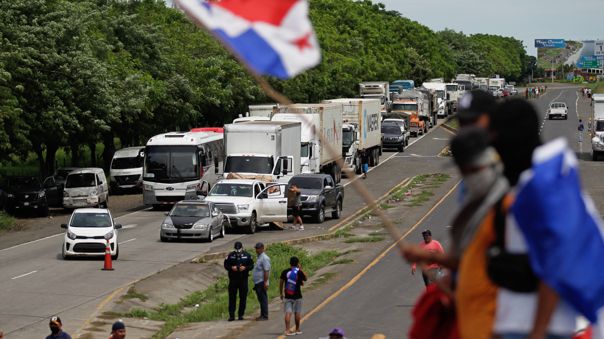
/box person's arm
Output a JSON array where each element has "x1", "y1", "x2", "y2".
[
  {"x1": 224, "y1": 255, "x2": 231, "y2": 271},
  {"x1": 279, "y1": 274, "x2": 285, "y2": 300},
  {"x1": 403, "y1": 245, "x2": 458, "y2": 270},
  {"x1": 263, "y1": 258, "x2": 271, "y2": 289},
  {"x1": 528, "y1": 282, "x2": 560, "y2": 339}
]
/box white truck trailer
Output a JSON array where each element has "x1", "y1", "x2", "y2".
[
  {"x1": 591, "y1": 94, "x2": 604, "y2": 160},
  {"x1": 222, "y1": 121, "x2": 301, "y2": 183},
  {"x1": 323, "y1": 98, "x2": 382, "y2": 174},
  {"x1": 272, "y1": 103, "x2": 343, "y2": 182},
  {"x1": 422, "y1": 82, "x2": 448, "y2": 117},
  {"x1": 359, "y1": 82, "x2": 391, "y2": 110}
]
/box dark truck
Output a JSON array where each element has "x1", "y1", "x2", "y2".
[
  {"x1": 4, "y1": 176, "x2": 62, "y2": 216},
  {"x1": 288, "y1": 173, "x2": 344, "y2": 223}
]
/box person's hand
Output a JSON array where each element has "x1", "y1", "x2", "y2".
[
  {"x1": 231, "y1": 266, "x2": 238, "y2": 271},
  {"x1": 411, "y1": 267, "x2": 416, "y2": 275},
  {"x1": 264, "y1": 282, "x2": 269, "y2": 290},
  {"x1": 239, "y1": 265, "x2": 246, "y2": 271}
]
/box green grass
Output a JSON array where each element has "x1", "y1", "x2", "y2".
[
  {"x1": 334, "y1": 225, "x2": 353, "y2": 238},
  {"x1": 379, "y1": 203, "x2": 394, "y2": 210},
  {"x1": 121, "y1": 243, "x2": 339, "y2": 338},
  {"x1": 310, "y1": 272, "x2": 336, "y2": 287},
  {"x1": 406, "y1": 190, "x2": 435, "y2": 207},
  {"x1": 0, "y1": 212, "x2": 17, "y2": 232},
  {"x1": 344, "y1": 235, "x2": 385, "y2": 243},
  {"x1": 444, "y1": 118, "x2": 459, "y2": 131},
  {"x1": 121, "y1": 287, "x2": 149, "y2": 302}
]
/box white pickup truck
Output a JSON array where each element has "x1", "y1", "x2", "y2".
[
  {"x1": 547, "y1": 102, "x2": 568, "y2": 120},
  {"x1": 203, "y1": 179, "x2": 288, "y2": 234}
]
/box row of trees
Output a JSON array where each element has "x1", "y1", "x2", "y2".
[{"x1": 0, "y1": 0, "x2": 532, "y2": 175}]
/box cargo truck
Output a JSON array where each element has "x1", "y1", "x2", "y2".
[
  {"x1": 221, "y1": 121, "x2": 301, "y2": 183},
  {"x1": 323, "y1": 98, "x2": 382, "y2": 175},
  {"x1": 591, "y1": 94, "x2": 604, "y2": 160},
  {"x1": 475, "y1": 77, "x2": 489, "y2": 91},
  {"x1": 272, "y1": 103, "x2": 343, "y2": 183},
  {"x1": 422, "y1": 82, "x2": 449, "y2": 117},
  {"x1": 359, "y1": 82, "x2": 391, "y2": 110}
]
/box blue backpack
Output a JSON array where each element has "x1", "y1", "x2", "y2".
[{"x1": 284, "y1": 267, "x2": 299, "y2": 297}]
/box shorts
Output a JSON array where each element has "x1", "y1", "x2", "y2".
[
  {"x1": 290, "y1": 205, "x2": 301, "y2": 217},
  {"x1": 284, "y1": 298, "x2": 303, "y2": 314},
  {"x1": 362, "y1": 163, "x2": 369, "y2": 173}
]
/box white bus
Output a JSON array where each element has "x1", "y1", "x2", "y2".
[{"x1": 143, "y1": 128, "x2": 224, "y2": 208}]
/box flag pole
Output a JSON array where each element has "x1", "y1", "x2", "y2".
[{"x1": 174, "y1": 0, "x2": 408, "y2": 251}]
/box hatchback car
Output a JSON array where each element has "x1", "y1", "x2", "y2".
[
  {"x1": 61, "y1": 208, "x2": 122, "y2": 260},
  {"x1": 160, "y1": 200, "x2": 227, "y2": 242}
]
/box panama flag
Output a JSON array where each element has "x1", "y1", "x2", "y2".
[
  {"x1": 176, "y1": 0, "x2": 321, "y2": 79},
  {"x1": 512, "y1": 138, "x2": 604, "y2": 337}
]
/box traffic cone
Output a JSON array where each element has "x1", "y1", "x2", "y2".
[{"x1": 102, "y1": 240, "x2": 114, "y2": 271}]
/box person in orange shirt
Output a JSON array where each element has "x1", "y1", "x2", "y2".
[{"x1": 411, "y1": 230, "x2": 445, "y2": 286}]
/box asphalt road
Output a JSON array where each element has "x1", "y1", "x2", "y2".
[
  {"x1": 0, "y1": 115, "x2": 453, "y2": 337},
  {"x1": 292, "y1": 84, "x2": 600, "y2": 339}
]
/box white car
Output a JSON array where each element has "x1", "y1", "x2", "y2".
[
  {"x1": 61, "y1": 208, "x2": 122, "y2": 260},
  {"x1": 548, "y1": 102, "x2": 568, "y2": 120}
]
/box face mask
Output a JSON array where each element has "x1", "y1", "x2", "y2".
[
  {"x1": 464, "y1": 166, "x2": 497, "y2": 199},
  {"x1": 50, "y1": 326, "x2": 60, "y2": 335}
]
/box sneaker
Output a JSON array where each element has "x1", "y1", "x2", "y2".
[
  {"x1": 295, "y1": 331, "x2": 303, "y2": 335},
  {"x1": 299, "y1": 225, "x2": 304, "y2": 231},
  {"x1": 255, "y1": 316, "x2": 268, "y2": 321},
  {"x1": 285, "y1": 332, "x2": 296, "y2": 336},
  {"x1": 228, "y1": 317, "x2": 235, "y2": 322},
  {"x1": 238, "y1": 316, "x2": 244, "y2": 320}
]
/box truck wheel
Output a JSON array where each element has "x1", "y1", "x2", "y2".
[
  {"x1": 314, "y1": 204, "x2": 325, "y2": 223},
  {"x1": 331, "y1": 199, "x2": 342, "y2": 219},
  {"x1": 111, "y1": 245, "x2": 119, "y2": 260},
  {"x1": 593, "y1": 152, "x2": 599, "y2": 161},
  {"x1": 374, "y1": 150, "x2": 380, "y2": 165},
  {"x1": 355, "y1": 158, "x2": 362, "y2": 174},
  {"x1": 247, "y1": 212, "x2": 257, "y2": 234},
  {"x1": 398, "y1": 143, "x2": 405, "y2": 152},
  {"x1": 160, "y1": 235, "x2": 169, "y2": 242}
]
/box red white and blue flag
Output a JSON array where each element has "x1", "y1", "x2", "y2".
[{"x1": 176, "y1": 0, "x2": 321, "y2": 79}]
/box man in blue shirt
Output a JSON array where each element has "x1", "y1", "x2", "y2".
[
  {"x1": 253, "y1": 242, "x2": 271, "y2": 320},
  {"x1": 46, "y1": 316, "x2": 72, "y2": 339}
]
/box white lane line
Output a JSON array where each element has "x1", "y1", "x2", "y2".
[
  {"x1": 11, "y1": 270, "x2": 37, "y2": 280},
  {"x1": 540, "y1": 90, "x2": 565, "y2": 135},
  {"x1": 121, "y1": 224, "x2": 138, "y2": 230},
  {"x1": 119, "y1": 238, "x2": 136, "y2": 245}
]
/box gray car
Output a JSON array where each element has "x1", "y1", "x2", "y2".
[{"x1": 160, "y1": 200, "x2": 228, "y2": 242}]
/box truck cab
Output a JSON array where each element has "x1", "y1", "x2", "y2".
[{"x1": 591, "y1": 94, "x2": 604, "y2": 160}]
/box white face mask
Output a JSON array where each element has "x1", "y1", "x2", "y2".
[{"x1": 464, "y1": 166, "x2": 497, "y2": 199}]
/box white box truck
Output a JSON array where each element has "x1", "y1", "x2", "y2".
[
  {"x1": 323, "y1": 98, "x2": 381, "y2": 175},
  {"x1": 591, "y1": 94, "x2": 604, "y2": 160},
  {"x1": 222, "y1": 121, "x2": 301, "y2": 183},
  {"x1": 422, "y1": 82, "x2": 449, "y2": 117},
  {"x1": 109, "y1": 146, "x2": 145, "y2": 193},
  {"x1": 272, "y1": 103, "x2": 343, "y2": 182},
  {"x1": 359, "y1": 82, "x2": 391, "y2": 109}
]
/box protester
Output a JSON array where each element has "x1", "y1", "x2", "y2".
[
  {"x1": 253, "y1": 242, "x2": 271, "y2": 321},
  {"x1": 287, "y1": 184, "x2": 304, "y2": 231},
  {"x1": 46, "y1": 316, "x2": 72, "y2": 339},
  {"x1": 279, "y1": 256, "x2": 307, "y2": 336},
  {"x1": 578, "y1": 119, "x2": 585, "y2": 143},
  {"x1": 360, "y1": 149, "x2": 369, "y2": 179},
  {"x1": 404, "y1": 127, "x2": 509, "y2": 339},
  {"x1": 457, "y1": 89, "x2": 496, "y2": 129},
  {"x1": 324, "y1": 327, "x2": 346, "y2": 339},
  {"x1": 410, "y1": 230, "x2": 445, "y2": 286},
  {"x1": 224, "y1": 241, "x2": 254, "y2": 321},
  {"x1": 488, "y1": 99, "x2": 578, "y2": 339},
  {"x1": 108, "y1": 321, "x2": 126, "y2": 339}
]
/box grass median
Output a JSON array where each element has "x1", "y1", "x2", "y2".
[
  {"x1": 121, "y1": 243, "x2": 339, "y2": 338},
  {"x1": 0, "y1": 212, "x2": 17, "y2": 232}
]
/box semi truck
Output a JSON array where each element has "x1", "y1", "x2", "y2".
[
  {"x1": 422, "y1": 82, "x2": 449, "y2": 117},
  {"x1": 272, "y1": 103, "x2": 343, "y2": 183},
  {"x1": 221, "y1": 121, "x2": 301, "y2": 183},
  {"x1": 591, "y1": 94, "x2": 604, "y2": 161},
  {"x1": 359, "y1": 82, "x2": 391, "y2": 110},
  {"x1": 323, "y1": 98, "x2": 382, "y2": 175},
  {"x1": 445, "y1": 83, "x2": 462, "y2": 114},
  {"x1": 391, "y1": 93, "x2": 426, "y2": 136},
  {"x1": 475, "y1": 77, "x2": 489, "y2": 91}
]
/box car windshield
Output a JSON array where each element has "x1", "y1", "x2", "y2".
[
  {"x1": 343, "y1": 130, "x2": 355, "y2": 147},
  {"x1": 596, "y1": 121, "x2": 604, "y2": 132},
  {"x1": 224, "y1": 156, "x2": 274, "y2": 174},
  {"x1": 550, "y1": 103, "x2": 566, "y2": 109},
  {"x1": 70, "y1": 213, "x2": 112, "y2": 227},
  {"x1": 382, "y1": 126, "x2": 401, "y2": 135},
  {"x1": 144, "y1": 145, "x2": 199, "y2": 183},
  {"x1": 170, "y1": 204, "x2": 210, "y2": 217},
  {"x1": 209, "y1": 183, "x2": 254, "y2": 197},
  {"x1": 289, "y1": 177, "x2": 323, "y2": 189},
  {"x1": 112, "y1": 156, "x2": 143, "y2": 169},
  {"x1": 65, "y1": 173, "x2": 96, "y2": 188},
  {"x1": 446, "y1": 85, "x2": 458, "y2": 91},
  {"x1": 9, "y1": 177, "x2": 41, "y2": 189},
  {"x1": 55, "y1": 169, "x2": 75, "y2": 180},
  {"x1": 392, "y1": 103, "x2": 417, "y2": 111}
]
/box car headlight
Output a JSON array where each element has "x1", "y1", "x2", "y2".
[
  {"x1": 91, "y1": 189, "x2": 98, "y2": 196},
  {"x1": 237, "y1": 204, "x2": 249, "y2": 212},
  {"x1": 7, "y1": 193, "x2": 14, "y2": 198},
  {"x1": 39, "y1": 191, "x2": 45, "y2": 198},
  {"x1": 67, "y1": 231, "x2": 77, "y2": 240},
  {"x1": 104, "y1": 231, "x2": 114, "y2": 240},
  {"x1": 305, "y1": 195, "x2": 318, "y2": 203},
  {"x1": 186, "y1": 184, "x2": 198, "y2": 190},
  {"x1": 144, "y1": 184, "x2": 153, "y2": 191},
  {"x1": 161, "y1": 220, "x2": 174, "y2": 229},
  {"x1": 193, "y1": 222, "x2": 209, "y2": 230}
]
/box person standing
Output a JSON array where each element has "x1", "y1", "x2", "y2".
[
  {"x1": 108, "y1": 321, "x2": 126, "y2": 339},
  {"x1": 411, "y1": 230, "x2": 445, "y2": 286},
  {"x1": 360, "y1": 150, "x2": 369, "y2": 179},
  {"x1": 578, "y1": 119, "x2": 585, "y2": 143},
  {"x1": 280, "y1": 256, "x2": 307, "y2": 336},
  {"x1": 224, "y1": 241, "x2": 254, "y2": 321},
  {"x1": 253, "y1": 242, "x2": 271, "y2": 321},
  {"x1": 288, "y1": 184, "x2": 304, "y2": 231},
  {"x1": 46, "y1": 316, "x2": 72, "y2": 339}
]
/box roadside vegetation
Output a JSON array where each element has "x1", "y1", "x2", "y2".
[
  {"x1": 588, "y1": 82, "x2": 604, "y2": 94},
  {"x1": 0, "y1": 212, "x2": 16, "y2": 232},
  {"x1": 0, "y1": 0, "x2": 533, "y2": 176}
]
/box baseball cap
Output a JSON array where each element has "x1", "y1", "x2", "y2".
[
  {"x1": 49, "y1": 316, "x2": 62, "y2": 326},
  {"x1": 112, "y1": 320, "x2": 125, "y2": 332},
  {"x1": 421, "y1": 230, "x2": 432, "y2": 236},
  {"x1": 329, "y1": 328, "x2": 345, "y2": 337},
  {"x1": 234, "y1": 241, "x2": 243, "y2": 250},
  {"x1": 254, "y1": 242, "x2": 264, "y2": 249},
  {"x1": 457, "y1": 90, "x2": 496, "y2": 125}
]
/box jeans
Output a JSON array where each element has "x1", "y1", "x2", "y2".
[
  {"x1": 501, "y1": 334, "x2": 571, "y2": 339},
  {"x1": 228, "y1": 279, "x2": 248, "y2": 318},
  {"x1": 254, "y1": 282, "x2": 268, "y2": 318}
]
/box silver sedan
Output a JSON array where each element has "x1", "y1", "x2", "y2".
[{"x1": 160, "y1": 200, "x2": 228, "y2": 242}]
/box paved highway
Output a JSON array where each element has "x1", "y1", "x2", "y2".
[{"x1": 0, "y1": 116, "x2": 453, "y2": 337}]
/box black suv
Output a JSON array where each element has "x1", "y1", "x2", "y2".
[
  {"x1": 4, "y1": 176, "x2": 62, "y2": 216},
  {"x1": 289, "y1": 174, "x2": 344, "y2": 223}
]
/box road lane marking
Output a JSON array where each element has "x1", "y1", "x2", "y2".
[
  {"x1": 121, "y1": 224, "x2": 138, "y2": 229},
  {"x1": 76, "y1": 285, "x2": 127, "y2": 337},
  {"x1": 118, "y1": 238, "x2": 136, "y2": 245},
  {"x1": 11, "y1": 270, "x2": 37, "y2": 280},
  {"x1": 283, "y1": 180, "x2": 462, "y2": 336}
]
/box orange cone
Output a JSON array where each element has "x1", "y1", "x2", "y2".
[{"x1": 102, "y1": 240, "x2": 114, "y2": 271}]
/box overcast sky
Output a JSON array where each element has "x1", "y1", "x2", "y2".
[{"x1": 378, "y1": 0, "x2": 603, "y2": 56}]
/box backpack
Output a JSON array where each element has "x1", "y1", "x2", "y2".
[{"x1": 284, "y1": 267, "x2": 299, "y2": 297}]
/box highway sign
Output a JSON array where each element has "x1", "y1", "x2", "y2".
[
  {"x1": 595, "y1": 41, "x2": 604, "y2": 56},
  {"x1": 535, "y1": 39, "x2": 566, "y2": 48}
]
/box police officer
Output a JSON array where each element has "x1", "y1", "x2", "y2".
[{"x1": 224, "y1": 241, "x2": 254, "y2": 321}]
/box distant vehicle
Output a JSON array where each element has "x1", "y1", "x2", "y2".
[
  {"x1": 63, "y1": 168, "x2": 109, "y2": 209},
  {"x1": 61, "y1": 208, "x2": 122, "y2": 260},
  {"x1": 53, "y1": 167, "x2": 79, "y2": 189},
  {"x1": 547, "y1": 102, "x2": 568, "y2": 120},
  {"x1": 232, "y1": 116, "x2": 271, "y2": 124},
  {"x1": 381, "y1": 122, "x2": 407, "y2": 152},
  {"x1": 359, "y1": 82, "x2": 391, "y2": 109},
  {"x1": 391, "y1": 80, "x2": 415, "y2": 91},
  {"x1": 160, "y1": 200, "x2": 227, "y2": 242},
  {"x1": 505, "y1": 85, "x2": 518, "y2": 96},
  {"x1": 382, "y1": 119, "x2": 410, "y2": 146},
  {"x1": 204, "y1": 179, "x2": 288, "y2": 234},
  {"x1": 110, "y1": 147, "x2": 145, "y2": 193},
  {"x1": 288, "y1": 174, "x2": 344, "y2": 223},
  {"x1": 591, "y1": 94, "x2": 604, "y2": 160},
  {"x1": 4, "y1": 176, "x2": 61, "y2": 216}
]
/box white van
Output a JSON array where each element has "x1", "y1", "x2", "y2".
[
  {"x1": 63, "y1": 168, "x2": 109, "y2": 209},
  {"x1": 110, "y1": 146, "x2": 145, "y2": 192}
]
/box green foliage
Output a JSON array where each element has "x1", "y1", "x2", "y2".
[{"x1": 0, "y1": 0, "x2": 530, "y2": 174}]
